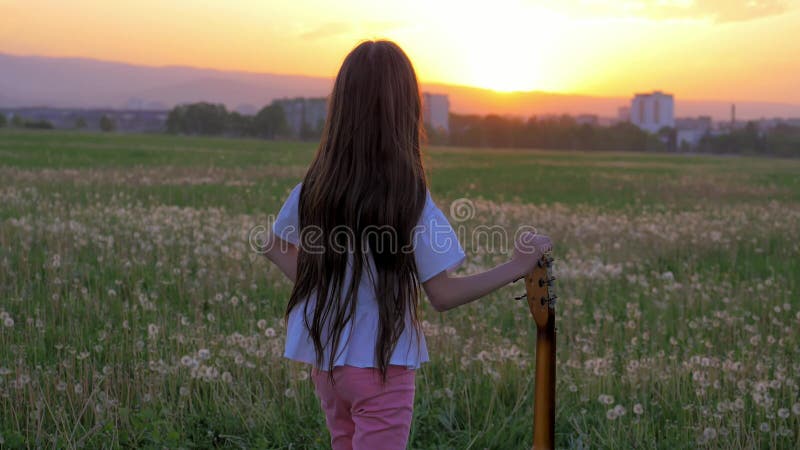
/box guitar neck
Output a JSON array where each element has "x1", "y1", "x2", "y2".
[
  {"x1": 522, "y1": 252, "x2": 557, "y2": 450},
  {"x1": 533, "y1": 312, "x2": 556, "y2": 450}
]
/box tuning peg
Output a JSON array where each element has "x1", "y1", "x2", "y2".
[
  {"x1": 538, "y1": 276, "x2": 556, "y2": 287},
  {"x1": 548, "y1": 295, "x2": 558, "y2": 306},
  {"x1": 514, "y1": 293, "x2": 526, "y2": 301}
]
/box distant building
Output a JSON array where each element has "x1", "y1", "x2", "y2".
[
  {"x1": 598, "y1": 116, "x2": 617, "y2": 127},
  {"x1": 235, "y1": 104, "x2": 258, "y2": 115},
  {"x1": 755, "y1": 117, "x2": 800, "y2": 132},
  {"x1": 617, "y1": 106, "x2": 630, "y2": 122},
  {"x1": 575, "y1": 114, "x2": 599, "y2": 126},
  {"x1": 422, "y1": 93, "x2": 449, "y2": 133},
  {"x1": 124, "y1": 98, "x2": 167, "y2": 111},
  {"x1": 676, "y1": 116, "x2": 713, "y2": 148},
  {"x1": 273, "y1": 97, "x2": 327, "y2": 137},
  {"x1": 631, "y1": 91, "x2": 674, "y2": 133}
]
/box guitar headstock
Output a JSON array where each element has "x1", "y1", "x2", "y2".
[{"x1": 523, "y1": 252, "x2": 556, "y2": 329}]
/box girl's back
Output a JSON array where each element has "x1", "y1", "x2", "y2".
[{"x1": 274, "y1": 182, "x2": 465, "y2": 371}]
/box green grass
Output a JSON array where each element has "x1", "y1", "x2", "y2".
[{"x1": 1, "y1": 129, "x2": 799, "y2": 449}]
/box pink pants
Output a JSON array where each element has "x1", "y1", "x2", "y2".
[{"x1": 311, "y1": 365, "x2": 416, "y2": 450}]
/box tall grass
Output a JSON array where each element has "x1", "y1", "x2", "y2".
[{"x1": 1, "y1": 130, "x2": 799, "y2": 448}]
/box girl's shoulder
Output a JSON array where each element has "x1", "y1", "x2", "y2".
[
  {"x1": 282, "y1": 182, "x2": 303, "y2": 207},
  {"x1": 419, "y1": 188, "x2": 446, "y2": 222}
]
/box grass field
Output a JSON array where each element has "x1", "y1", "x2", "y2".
[{"x1": 1, "y1": 129, "x2": 799, "y2": 449}]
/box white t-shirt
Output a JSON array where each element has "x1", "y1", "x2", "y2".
[{"x1": 272, "y1": 183, "x2": 466, "y2": 369}]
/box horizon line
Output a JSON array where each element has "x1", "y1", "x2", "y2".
[{"x1": 2, "y1": 50, "x2": 799, "y2": 108}]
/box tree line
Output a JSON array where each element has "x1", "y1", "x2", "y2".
[
  {"x1": 166, "y1": 102, "x2": 293, "y2": 138},
  {"x1": 4, "y1": 104, "x2": 797, "y2": 156},
  {"x1": 431, "y1": 114, "x2": 664, "y2": 152},
  {"x1": 429, "y1": 113, "x2": 800, "y2": 156},
  {"x1": 697, "y1": 122, "x2": 800, "y2": 157},
  {"x1": 0, "y1": 113, "x2": 116, "y2": 131}
]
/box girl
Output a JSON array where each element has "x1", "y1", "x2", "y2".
[{"x1": 263, "y1": 40, "x2": 552, "y2": 450}]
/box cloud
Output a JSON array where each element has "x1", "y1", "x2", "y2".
[
  {"x1": 298, "y1": 22, "x2": 353, "y2": 41},
  {"x1": 643, "y1": 0, "x2": 793, "y2": 23},
  {"x1": 566, "y1": 0, "x2": 795, "y2": 23},
  {"x1": 298, "y1": 20, "x2": 410, "y2": 41}
]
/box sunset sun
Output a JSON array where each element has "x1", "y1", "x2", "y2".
[{"x1": 425, "y1": 0, "x2": 569, "y2": 93}]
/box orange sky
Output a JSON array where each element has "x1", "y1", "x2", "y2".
[{"x1": 2, "y1": 0, "x2": 800, "y2": 103}]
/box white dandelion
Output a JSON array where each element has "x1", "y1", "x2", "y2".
[{"x1": 598, "y1": 394, "x2": 614, "y2": 405}]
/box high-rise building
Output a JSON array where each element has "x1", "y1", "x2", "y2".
[
  {"x1": 273, "y1": 97, "x2": 327, "y2": 137},
  {"x1": 676, "y1": 116, "x2": 713, "y2": 148},
  {"x1": 422, "y1": 93, "x2": 449, "y2": 133},
  {"x1": 631, "y1": 91, "x2": 674, "y2": 133}
]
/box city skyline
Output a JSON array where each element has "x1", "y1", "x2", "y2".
[{"x1": 2, "y1": 0, "x2": 800, "y2": 105}]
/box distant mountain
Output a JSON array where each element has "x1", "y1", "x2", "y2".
[
  {"x1": 0, "y1": 53, "x2": 332, "y2": 110},
  {"x1": 2, "y1": 52, "x2": 799, "y2": 121}
]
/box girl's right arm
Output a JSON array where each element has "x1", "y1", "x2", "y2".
[
  {"x1": 261, "y1": 232, "x2": 298, "y2": 283},
  {"x1": 421, "y1": 232, "x2": 551, "y2": 312}
]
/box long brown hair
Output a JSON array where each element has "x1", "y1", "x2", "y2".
[{"x1": 286, "y1": 40, "x2": 427, "y2": 381}]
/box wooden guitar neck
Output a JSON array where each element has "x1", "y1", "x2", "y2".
[
  {"x1": 533, "y1": 308, "x2": 555, "y2": 449},
  {"x1": 523, "y1": 253, "x2": 556, "y2": 450}
]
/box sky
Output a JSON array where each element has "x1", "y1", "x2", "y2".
[{"x1": 2, "y1": 0, "x2": 799, "y2": 103}]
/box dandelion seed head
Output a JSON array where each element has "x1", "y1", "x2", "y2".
[{"x1": 598, "y1": 394, "x2": 614, "y2": 405}]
